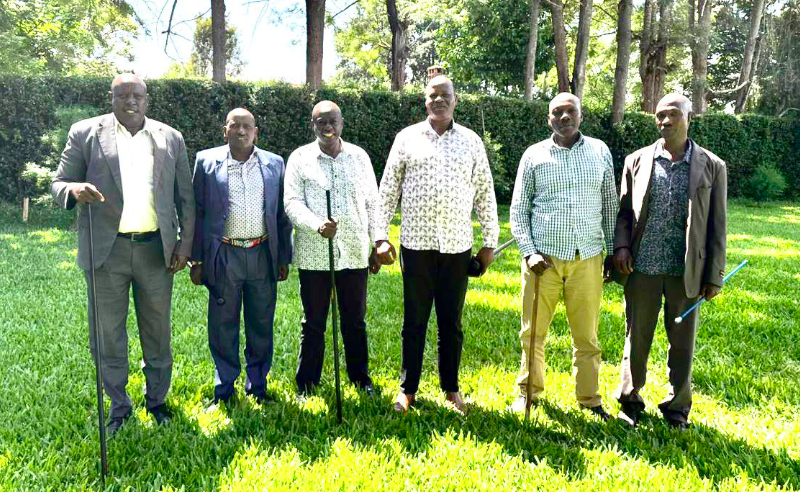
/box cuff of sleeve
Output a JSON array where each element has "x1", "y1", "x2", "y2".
[
  {"x1": 518, "y1": 243, "x2": 537, "y2": 258},
  {"x1": 482, "y1": 239, "x2": 498, "y2": 250}
]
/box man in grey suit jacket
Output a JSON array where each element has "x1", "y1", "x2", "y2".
[
  {"x1": 51, "y1": 73, "x2": 195, "y2": 435},
  {"x1": 612, "y1": 93, "x2": 727, "y2": 429}
]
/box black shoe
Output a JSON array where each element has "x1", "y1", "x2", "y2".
[
  {"x1": 667, "y1": 418, "x2": 690, "y2": 431},
  {"x1": 148, "y1": 403, "x2": 172, "y2": 425},
  {"x1": 585, "y1": 404, "x2": 611, "y2": 422},
  {"x1": 251, "y1": 392, "x2": 275, "y2": 405},
  {"x1": 107, "y1": 411, "x2": 132, "y2": 437},
  {"x1": 357, "y1": 382, "x2": 376, "y2": 397},
  {"x1": 618, "y1": 404, "x2": 643, "y2": 427}
]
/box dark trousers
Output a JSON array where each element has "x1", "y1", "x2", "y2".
[
  {"x1": 86, "y1": 235, "x2": 173, "y2": 419},
  {"x1": 296, "y1": 268, "x2": 371, "y2": 392},
  {"x1": 207, "y1": 243, "x2": 277, "y2": 401},
  {"x1": 616, "y1": 272, "x2": 700, "y2": 422},
  {"x1": 399, "y1": 246, "x2": 471, "y2": 394}
]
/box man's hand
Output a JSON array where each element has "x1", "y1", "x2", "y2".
[
  {"x1": 318, "y1": 218, "x2": 337, "y2": 238},
  {"x1": 368, "y1": 247, "x2": 381, "y2": 274},
  {"x1": 70, "y1": 183, "x2": 105, "y2": 204},
  {"x1": 613, "y1": 247, "x2": 634, "y2": 275},
  {"x1": 278, "y1": 265, "x2": 289, "y2": 281},
  {"x1": 190, "y1": 263, "x2": 204, "y2": 285},
  {"x1": 475, "y1": 247, "x2": 495, "y2": 275},
  {"x1": 375, "y1": 240, "x2": 396, "y2": 265},
  {"x1": 699, "y1": 283, "x2": 721, "y2": 301},
  {"x1": 526, "y1": 253, "x2": 552, "y2": 276},
  {"x1": 169, "y1": 254, "x2": 189, "y2": 274},
  {"x1": 603, "y1": 255, "x2": 614, "y2": 283}
]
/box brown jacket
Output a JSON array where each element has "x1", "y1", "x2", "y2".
[{"x1": 613, "y1": 140, "x2": 727, "y2": 298}]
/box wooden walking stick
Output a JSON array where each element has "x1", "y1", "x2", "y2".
[
  {"x1": 87, "y1": 204, "x2": 108, "y2": 485},
  {"x1": 524, "y1": 274, "x2": 541, "y2": 421},
  {"x1": 325, "y1": 190, "x2": 344, "y2": 423}
]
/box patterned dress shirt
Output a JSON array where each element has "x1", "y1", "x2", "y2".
[
  {"x1": 510, "y1": 134, "x2": 618, "y2": 261},
  {"x1": 635, "y1": 139, "x2": 693, "y2": 276},
  {"x1": 284, "y1": 140, "x2": 386, "y2": 271},
  {"x1": 378, "y1": 119, "x2": 499, "y2": 254},
  {"x1": 224, "y1": 150, "x2": 266, "y2": 239}
]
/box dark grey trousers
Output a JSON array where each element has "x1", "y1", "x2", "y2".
[
  {"x1": 86, "y1": 235, "x2": 173, "y2": 419},
  {"x1": 616, "y1": 272, "x2": 700, "y2": 422},
  {"x1": 207, "y1": 243, "x2": 276, "y2": 401}
]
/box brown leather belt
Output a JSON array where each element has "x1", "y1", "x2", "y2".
[
  {"x1": 221, "y1": 234, "x2": 268, "y2": 248},
  {"x1": 117, "y1": 230, "x2": 159, "y2": 242}
]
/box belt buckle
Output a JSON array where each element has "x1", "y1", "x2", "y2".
[
  {"x1": 242, "y1": 238, "x2": 255, "y2": 248},
  {"x1": 130, "y1": 232, "x2": 142, "y2": 242}
]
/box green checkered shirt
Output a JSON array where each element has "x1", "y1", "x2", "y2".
[{"x1": 510, "y1": 134, "x2": 618, "y2": 261}]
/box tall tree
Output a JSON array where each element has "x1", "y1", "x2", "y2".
[
  {"x1": 689, "y1": 0, "x2": 713, "y2": 113},
  {"x1": 640, "y1": 0, "x2": 674, "y2": 112},
  {"x1": 734, "y1": 0, "x2": 767, "y2": 112},
  {"x1": 549, "y1": 0, "x2": 571, "y2": 93},
  {"x1": 164, "y1": 16, "x2": 243, "y2": 79},
  {"x1": 612, "y1": 0, "x2": 633, "y2": 123},
  {"x1": 211, "y1": 0, "x2": 226, "y2": 83},
  {"x1": 386, "y1": 0, "x2": 408, "y2": 91},
  {"x1": 524, "y1": 0, "x2": 541, "y2": 100},
  {"x1": 570, "y1": 0, "x2": 594, "y2": 98},
  {"x1": 306, "y1": 0, "x2": 326, "y2": 89}
]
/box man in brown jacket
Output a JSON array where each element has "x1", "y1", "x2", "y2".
[{"x1": 613, "y1": 93, "x2": 727, "y2": 430}]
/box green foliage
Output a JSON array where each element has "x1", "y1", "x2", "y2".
[
  {"x1": 1, "y1": 202, "x2": 799, "y2": 490},
  {"x1": 742, "y1": 163, "x2": 788, "y2": 201},
  {"x1": 0, "y1": 0, "x2": 138, "y2": 76},
  {"x1": 2, "y1": 76, "x2": 799, "y2": 202}
]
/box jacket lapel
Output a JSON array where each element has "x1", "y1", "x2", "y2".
[
  {"x1": 687, "y1": 141, "x2": 705, "y2": 199},
  {"x1": 634, "y1": 143, "x2": 657, "y2": 226},
  {"x1": 98, "y1": 115, "x2": 123, "y2": 193},
  {"x1": 151, "y1": 125, "x2": 167, "y2": 190},
  {"x1": 214, "y1": 149, "x2": 229, "y2": 213}
]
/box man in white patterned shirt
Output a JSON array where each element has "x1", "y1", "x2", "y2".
[
  {"x1": 191, "y1": 108, "x2": 293, "y2": 405},
  {"x1": 377, "y1": 76, "x2": 499, "y2": 413},
  {"x1": 284, "y1": 101, "x2": 386, "y2": 396},
  {"x1": 509, "y1": 93, "x2": 618, "y2": 420}
]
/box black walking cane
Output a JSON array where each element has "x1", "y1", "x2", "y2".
[
  {"x1": 325, "y1": 190, "x2": 344, "y2": 423},
  {"x1": 87, "y1": 204, "x2": 108, "y2": 485},
  {"x1": 524, "y1": 274, "x2": 541, "y2": 421}
]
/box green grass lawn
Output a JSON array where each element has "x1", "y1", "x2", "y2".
[{"x1": 0, "y1": 200, "x2": 798, "y2": 491}]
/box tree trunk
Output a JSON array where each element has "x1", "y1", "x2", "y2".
[
  {"x1": 571, "y1": 0, "x2": 594, "y2": 99},
  {"x1": 689, "y1": 0, "x2": 712, "y2": 113},
  {"x1": 549, "y1": 0, "x2": 571, "y2": 93},
  {"x1": 612, "y1": 0, "x2": 633, "y2": 123},
  {"x1": 305, "y1": 0, "x2": 325, "y2": 90},
  {"x1": 640, "y1": 0, "x2": 673, "y2": 112},
  {"x1": 734, "y1": 0, "x2": 766, "y2": 113},
  {"x1": 524, "y1": 0, "x2": 541, "y2": 100},
  {"x1": 387, "y1": 0, "x2": 408, "y2": 91},
  {"x1": 211, "y1": 0, "x2": 226, "y2": 83}
]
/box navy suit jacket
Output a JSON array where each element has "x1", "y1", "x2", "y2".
[{"x1": 192, "y1": 145, "x2": 292, "y2": 285}]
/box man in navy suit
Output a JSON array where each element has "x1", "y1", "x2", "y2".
[{"x1": 190, "y1": 107, "x2": 292, "y2": 404}]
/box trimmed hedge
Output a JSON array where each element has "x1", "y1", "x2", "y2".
[{"x1": 2, "y1": 76, "x2": 799, "y2": 203}]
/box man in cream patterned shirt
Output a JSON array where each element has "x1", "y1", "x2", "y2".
[
  {"x1": 377, "y1": 75, "x2": 499, "y2": 413},
  {"x1": 284, "y1": 100, "x2": 386, "y2": 396}
]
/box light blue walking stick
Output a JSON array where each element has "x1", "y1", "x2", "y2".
[{"x1": 674, "y1": 259, "x2": 748, "y2": 323}]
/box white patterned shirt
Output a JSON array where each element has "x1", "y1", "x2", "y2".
[
  {"x1": 284, "y1": 140, "x2": 386, "y2": 271},
  {"x1": 224, "y1": 150, "x2": 266, "y2": 239},
  {"x1": 510, "y1": 134, "x2": 618, "y2": 261},
  {"x1": 115, "y1": 116, "x2": 157, "y2": 233},
  {"x1": 378, "y1": 119, "x2": 499, "y2": 253}
]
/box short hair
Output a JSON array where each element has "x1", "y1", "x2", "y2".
[{"x1": 549, "y1": 92, "x2": 582, "y2": 114}]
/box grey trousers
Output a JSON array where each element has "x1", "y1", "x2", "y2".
[
  {"x1": 615, "y1": 272, "x2": 699, "y2": 422},
  {"x1": 85, "y1": 235, "x2": 173, "y2": 419}
]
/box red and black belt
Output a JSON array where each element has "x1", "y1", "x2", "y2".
[{"x1": 221, "y1": 234, "x2": 268, "y2": 248}]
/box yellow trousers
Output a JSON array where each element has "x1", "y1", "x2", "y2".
[{"x1": 516, "y1": 254, "x2": 603, "y2": 408}]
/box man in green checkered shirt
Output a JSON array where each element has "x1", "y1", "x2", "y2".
[{"x1": 509, "y1": 93, "x2": 618, "y2": 420}]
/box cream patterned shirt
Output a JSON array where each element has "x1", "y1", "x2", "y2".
[
  {"x1": 115, "y1": 116, "x2": 157, "y2": 233},
  {"x1": 224, "y1": 150, "x2": 266, "y2": 239},
  {"x1": 284, "y1": 140, "x2": 387, "y2": 271},
  {"x1": 378, "y1": 119, "x2": 499, "y2": 253}
]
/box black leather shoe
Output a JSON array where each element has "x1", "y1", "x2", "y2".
[
  {"x1": 148, "y1": 403, "x2": 172, "y2": 425},
  {"x1": 251, "y1": 392, "x2": 275, "y2": 405},
  {"x1": 667, "y1": 418, "x2": 690, "y2": 431},
  {"x1": 618, "y1": 404, "x2": 643, "y2": 427},
  {"x1": 585, "y1": 404, "x2": 611, "y2": 422},
  {"x1": 107, "y1": 411, "x2": 132, "y2": 437}
]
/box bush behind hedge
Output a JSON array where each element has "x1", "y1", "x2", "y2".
[{"x1": 2, "y1": 76, "x2": 798, "y2": 203}]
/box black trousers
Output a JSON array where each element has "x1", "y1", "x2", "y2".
[
  {"x1": 296, "y1": 268, "x2": 371, "y2": 392},
  {"x1": 399, "y1": 246, "x2": 471, "y2": 394}
]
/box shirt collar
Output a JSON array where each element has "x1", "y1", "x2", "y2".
[
  {"x1": 655, "y1": 138, "x2": 693, "y2": 165},
  {"x1": 424, "y1": 117, "x2": 456, "y2": 136},
  {"x1": 227, "y1": 147, "x2": 258, "y2": 165},
  {"x1": 314, "y1": 139, "x2": 349, "y2": 160},
  {"x1": 548, "y1": 132, "x2": 585, "y2": 150},
  {"x1": 113, "y1": 114, "x2": 152, "y2": 138}
]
